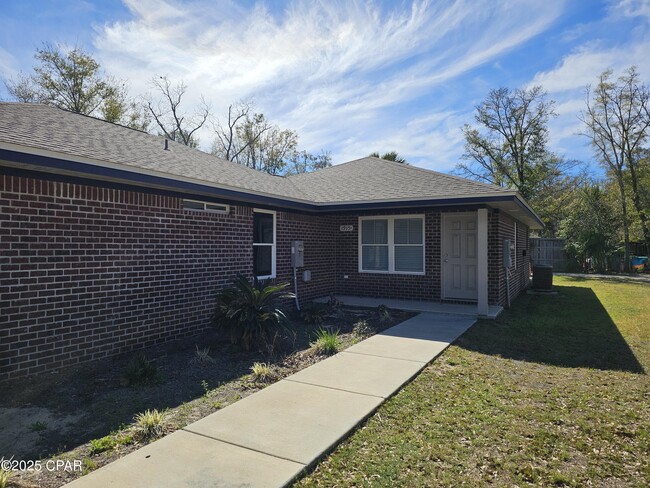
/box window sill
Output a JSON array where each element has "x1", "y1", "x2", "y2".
[
  {"x1": 359, "y1": 270, "x2": 426, "y2": 276},
  {"x1": 256, "y1": 274, "x2": 276, "y2": 280}
]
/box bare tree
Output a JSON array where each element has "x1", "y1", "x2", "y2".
[
  {"x1": 146, "y1": 76, "x2": 210, "y2": 147},
  {"x1": 212, "y1": 101, "x2": 271, "y2": 161},
  {"x1": 212, "y1": 103, "x2": 331, "y2": 175},
  {"x1": 581, "y1": 67, "x2": 650, "y2": 263}
]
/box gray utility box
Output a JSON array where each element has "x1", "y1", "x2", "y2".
[{"x1": 291, "y1": 240, "x2": 304, "y2": 268}]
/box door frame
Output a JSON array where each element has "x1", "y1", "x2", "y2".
[{"x1": 440, "y1": 211, "x2": 479, "y2": 301}]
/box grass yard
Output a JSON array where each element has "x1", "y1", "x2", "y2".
[{"x1": 296, "y1": 276, "x2": 650, "y2": 487}]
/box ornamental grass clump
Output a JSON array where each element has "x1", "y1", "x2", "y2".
[
  {"x1": 134, "y1": 409, "x2": 165, "y2": 439},
  {"x1": 311, "y1": 328, "x2": 341, "y2": 356}
]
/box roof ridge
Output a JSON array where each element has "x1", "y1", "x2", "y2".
[
  {"x1": 288, "y1": 155, "x2": 507, "y2": 193},
  {"x1": 369, "y1": 157, "x2": 508, "y2": 192},
  {"x1": 286, "y1": 155, "x2": 386, "y2": 180}
]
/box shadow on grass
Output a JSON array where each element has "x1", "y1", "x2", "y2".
[{"x1": 456, "y1": 285, "x2": 645, "y2": 374}]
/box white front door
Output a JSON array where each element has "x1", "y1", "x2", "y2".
[{"x1": 442, "y1": 213, "x2": 478, "y2": 301}]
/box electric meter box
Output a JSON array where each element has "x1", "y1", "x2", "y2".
[{"x1": 291, "y1": 240, "x2": 304, "y2": 268}]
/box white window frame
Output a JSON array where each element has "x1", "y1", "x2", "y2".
[
  {"x1": 182, "y1": 199, "x2": 230, "y2": 214},
  {"x1": 253, "y1": 209, "x2": 276, "y2": 279},
  {"x1": 358, "y1": 215, "x2": 425, "y2": 275}
]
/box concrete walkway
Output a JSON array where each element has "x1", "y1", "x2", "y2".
[{"x1": 66, "y1": 313, "x2": 475, "y2": 488}]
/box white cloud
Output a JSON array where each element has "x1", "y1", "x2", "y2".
[
  {"x1": 91, "y1": 0, "x2": 565, "y2": 167},
  {"x1": 0, "y1": 47, "x2": 18, "y2": 81},
  {"x1": 611, "y1": 0, "x2": 650, "y2": 20},
  {"x1": 528, "y1": 17, "x2": 650, "y2": 163}
]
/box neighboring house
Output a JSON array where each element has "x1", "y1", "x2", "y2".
[{"x1": 0, "y1": 103, "x2": 542, "y2": 380}]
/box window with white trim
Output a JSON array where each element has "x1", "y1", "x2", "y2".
[
  {"x1": 359, "y1": 216, "x2": 425, "y2": 274},
  {"x1": 253, "y1": 210, "x2": 276, "y2": 279},
  {"x1": 182, "y1": 199, "x2": 229, "y2": 214}
]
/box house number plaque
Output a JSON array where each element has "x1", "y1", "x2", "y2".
[{"x1": 339, "y1": 225, "x2": 354, "y2": 232}]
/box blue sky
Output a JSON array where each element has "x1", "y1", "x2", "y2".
[{"x1": 1, "y1": 0, "x2": 649, "y2": 174}]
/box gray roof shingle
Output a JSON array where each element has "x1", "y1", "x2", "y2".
[
  {"x1": 0, "y1": 103, "x2": 511, "y2": 205},
  {"x1": 0, "y1": 103, "x2": 307, "y2": 201},
  {"x1": 287, "y1": 156, "x2": 510, "y2": 203}
]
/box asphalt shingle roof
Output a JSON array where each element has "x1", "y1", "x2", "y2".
[
  {"x1": 0, "y1": 103, "x2": 511, "y2": 204},
  {"x1": 288, "y1": 156, "x2": 510, "y2": 203},
  {"x1": 0, "y1": 103, "x2": 306, "y2": 200}
]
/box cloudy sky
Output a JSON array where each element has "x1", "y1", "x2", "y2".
[{"x1": 1, "y1": 0, "x2": 649, "y2": 173}]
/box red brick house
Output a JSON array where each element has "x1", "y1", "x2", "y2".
[{"x1": 0, "y1": 103, "x2": 543, "y2": 380}]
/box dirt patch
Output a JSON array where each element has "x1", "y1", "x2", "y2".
[{"x1": 0, "y1": 305, "x2": 415, "y2": 488}]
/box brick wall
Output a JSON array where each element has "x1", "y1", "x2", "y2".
[
  {"x1": 489, "y1": 211, "x2": 531, "y2": 307},
  {"x1": 275, "y1": 211, "x2": 336, "y2": 306},
  {"x1": 335, "y1": 207, "x2": 528, "y2": 307},
  {"x1": 0, "y1": 174, "x2": 335, "y2": 381},
  {"x1": 1, "y1": 171, "x2": 530, "y2": 380},
  {"x1": 334, "y1": 209, "x2": 441, "y2": 301}
]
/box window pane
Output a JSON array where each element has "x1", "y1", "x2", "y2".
[
  {"x1": 253, "y1": 213, "x2": 274, "y2": 244},
  {"x1": 395, "y1": 246, "x2": 423, "y2": 272},
  {"x1": 408, "y1": 218, "x2": 423, "y2": 244},
  {"x1": 183, "y1": 200, "x2": 204, "y2": 210},
  {"x1": 395, "y1": 218, "x2": 423, "y2": 244},
  {"x1": 362, "y1": 245, "x2": 388, "y2": 271},
  {"x1": 206, "y1": 203, "x2": 228, "y2": 213},
  {"x1": 254, "y1": 245, "x2": 273, "y2": 276},
  {"x1": 362, "y1": 219, "x2": 388, "y2": 244}
]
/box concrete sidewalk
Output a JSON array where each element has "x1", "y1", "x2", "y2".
[{"x1": 66, "y1": 313, "x2": 475, "y2": 488}]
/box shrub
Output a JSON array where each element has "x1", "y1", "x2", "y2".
[
  {"x1": 89, "y1": 435, "x2": 117, "y2": 454},
  {"x1": 124, "y1": 354, "x2": 157, "y2": 386},
  {"x1": 134, "y1": 409, "x2": 165, "y2": 439},
  {"x1": 250, "y1": 362, "x2": 275, "y2": 383},
  {"x1": 29, "y1": 421, "x2": 47, "y2": 432},
  {"x1": 301, "y1": 303, "x2": 329, "y2": 325},
  {"x1": 311, "y1": 328, "x2": 341, "y2": 355},
  {"x1": 352, "y1": 320, "x2": 374, "y2": 337},
  {"x1": 82, "y1": 458, "x2": 98, "y2": 474},
  {"x1": 190, "y1": 345, "x2": 215, "y2": 365},
  {"x1": 213, "y1": 274, "x2": 294, "y2": 350},
  {"x1": 377, "y1": 304, "x2": 392, "y2": 324}
]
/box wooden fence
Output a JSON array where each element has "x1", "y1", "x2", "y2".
[{"x1": 530, "y1": 238, "x2": 569, "y2": 271}]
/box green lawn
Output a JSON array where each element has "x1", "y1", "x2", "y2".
[{"x1": 296, "y1": 276, "x2": 650, "y2": 487}]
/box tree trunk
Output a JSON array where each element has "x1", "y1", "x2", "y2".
[
  {"x1": 627, "y1": 159, "x2": 650, "y2": 255},
  {"x1": 617, "y1": 175, "x2": 631, "y2": 272}
]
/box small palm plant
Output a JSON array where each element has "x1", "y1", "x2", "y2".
[{"x1": 213, "y1": 274, "x2": 294, "y2": 350}]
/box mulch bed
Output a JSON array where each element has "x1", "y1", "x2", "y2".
[{"x1": 0, "y1": 304, "x2": 415, "y2": 488}]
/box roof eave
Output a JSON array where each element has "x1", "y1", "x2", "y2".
[{"x1": 0, "y1": 144, "x2": 545, "y2": 228}]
